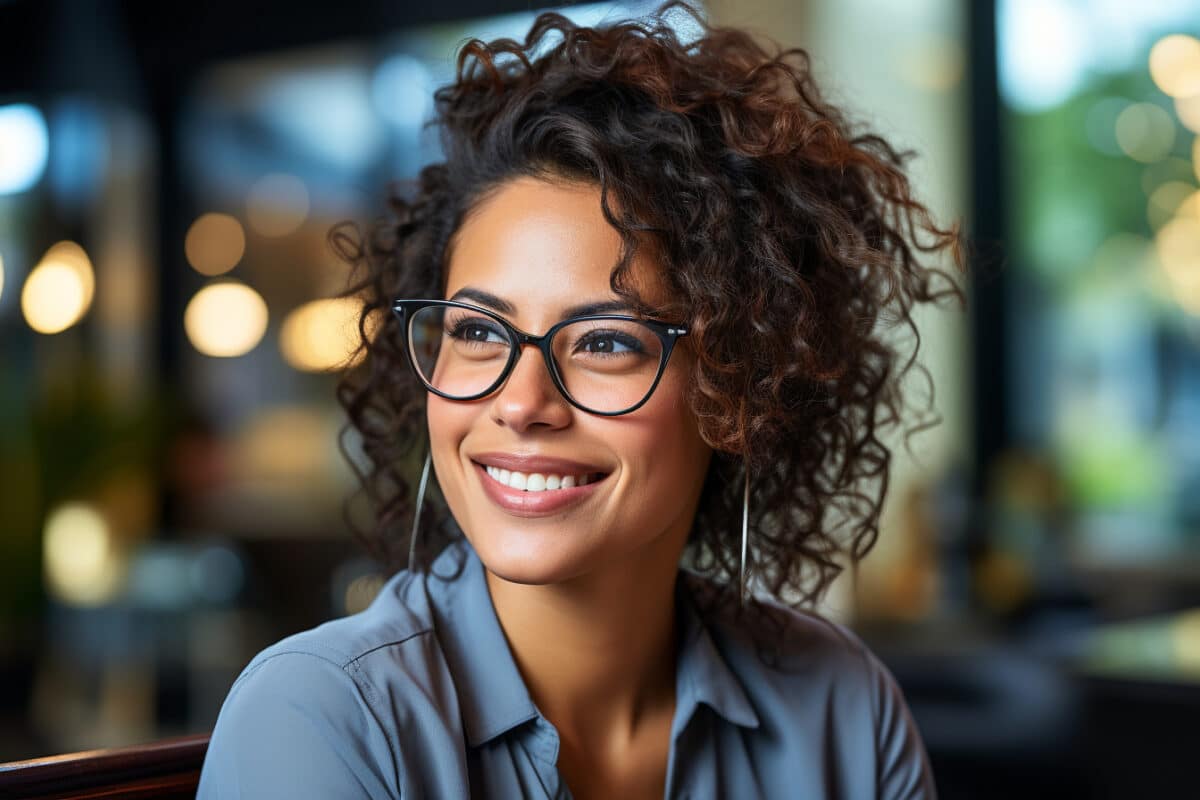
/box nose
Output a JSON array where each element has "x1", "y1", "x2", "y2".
[{"x1": 489, "y1": 345, "x2": 572, "y2": 432}]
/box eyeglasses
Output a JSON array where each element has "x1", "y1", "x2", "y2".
[{"x1": 391, "y1": 298, "x2": 689, "y2": 416}]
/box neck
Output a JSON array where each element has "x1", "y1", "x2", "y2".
[{"x1": 484, "y1": 530, "x2": 686, "y2": 751}]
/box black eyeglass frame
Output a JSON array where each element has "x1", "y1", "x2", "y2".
[{"x1": 391, "y1": 298, "x2": 690, "y2": 416}]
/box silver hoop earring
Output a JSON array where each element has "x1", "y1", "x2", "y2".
[
  {"x1": 409, "y1": 450, "x2": 433, "y2": 573},
  {"x1": 739, "y1": 466, "x2": 750, "y2": 608}
]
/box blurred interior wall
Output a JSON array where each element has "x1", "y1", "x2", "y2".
[{"x1": 707, "y1": 0, "x2": 969, "y2": 619}]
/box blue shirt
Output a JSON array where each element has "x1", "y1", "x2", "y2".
[{"x1": 197, "y1": 537, "x2": 936, "y2": 798}]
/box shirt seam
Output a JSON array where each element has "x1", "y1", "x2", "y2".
[
  {"x1": 346, "y1": 657, "x2": 404, "y2": 795},
  {"x1": 231, "y1": 647, "x2": 407, "y2": 796}
]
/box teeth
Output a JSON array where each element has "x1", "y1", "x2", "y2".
[{"x1": 483, "y1": 465, "x2": 598, "y2": 492}]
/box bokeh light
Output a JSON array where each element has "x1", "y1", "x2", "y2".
[
  {"x1": 0, "y1": 103, "x2": 49, "y2": 195},
  {"x1": 1147, "y1": 181, "x2": 1196, "y2": 230},
  {"x1": 1176, "y1": 94, "x2": 1200, "y2": 134},
  {"x1": 245, "y1": 173, "x2": 309, "y2": 237},
  {"x1": 184, "y1": 212, "x2": 246, "y2": 276},
  {"x1": 1149, "y1": 34, "x2": 1200, "y2": 99},
  {"x1": 1115, "y1": 103, "x2": 1177, "y2": 163},
  {"x1": 1177, "y1": 191, "x2": 1200, "y2": 225},
  {"x1": 184, "y1": 281, "x2": 269, "y2": 357},
  {"x1": 43, "y1": 503, "x2": 121, "y2": 607},
  {"x1": 997, "y1": 0, "x2": 1087, "y2": 112},
  {"x1": 42, "y1": 240, "x2": 95, "y2": 308},
  {"x1": 1141, "y1": 157, "x2": 1196, "y2": 195},
  {"x1": 279, "y1": 296, "x2": 366, "y2": 372},
  {"x1": 21, "y1": 241, "x2": 97, "y2": 334},
  {"x1": 22, "y1": 263, "x2": 84, "y2": 333},
  {"x1": 1155, "y1": 215, "x2": 1200, "y2": 313}
]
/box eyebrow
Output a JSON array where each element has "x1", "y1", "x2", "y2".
[{"x1": 448, "y1": 287, "x2": 634, "y2": 320}]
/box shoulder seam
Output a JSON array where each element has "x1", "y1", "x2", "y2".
[
  {"x1": 233, "y1": 646, "x2": 353, "y2": 690},
  {"x1": 348, "y1": 627, "x2": 434, "y2": 666},
  {"x1": 228, "y1": 645, "x2": 407, "y2": 794}
]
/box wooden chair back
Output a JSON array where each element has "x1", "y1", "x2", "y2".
[{"x1": 0, "y1": 734, "x2": 210, "y2": 799}]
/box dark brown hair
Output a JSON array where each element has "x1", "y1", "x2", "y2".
[{"x1": 331, "y1": 1, "x2": 963, "y2": 630}]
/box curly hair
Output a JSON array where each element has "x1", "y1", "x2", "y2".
[{"x1": 331, "y1": 0, "x2": 963, "y2": 635}]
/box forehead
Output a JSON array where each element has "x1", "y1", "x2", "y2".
[{"x1": 444, "y1": 176, "x2": 662, "y2": 317}]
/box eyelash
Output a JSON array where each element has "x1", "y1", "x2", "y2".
[
  {"x1": 447, "y1": 318, "x2": 504, "y2": 341},
  {"x1": 573, "y1": 329, "x2": 644, "y2": 355}
]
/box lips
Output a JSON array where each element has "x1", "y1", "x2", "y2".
[
  {"x1": 470, "y1": 452, "x2": 608, "y2": 476},
  {"x1": 469, "y1": 453, "x2": 610, "y2": 516}
]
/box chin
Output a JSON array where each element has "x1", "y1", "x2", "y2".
[{"x1": 467, "y1": 522, "x2": 595, "y2": 586}]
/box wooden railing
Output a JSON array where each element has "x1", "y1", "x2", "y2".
[{"x1": 0, "y1": 734, "x2": 210, "y2": 799}]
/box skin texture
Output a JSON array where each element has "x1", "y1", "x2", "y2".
[{"x1": 427, "y1": 176, "x2": 713, "y2": 797}]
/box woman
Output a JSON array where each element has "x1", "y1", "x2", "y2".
[{"x1": 199, "y1": 2, "x2": 961, "y2": 798}]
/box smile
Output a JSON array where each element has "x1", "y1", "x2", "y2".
[
  {"x1": 472, "y1": 460, "x2": 610, "y2": 516},
  {"x1": 481, "y1": 465, "x2": 602, "y2": 491}
]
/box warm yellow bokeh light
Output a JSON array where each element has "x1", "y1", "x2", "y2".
[
  {"x1": 1156, "y1": 215, "x2": 1200, "y2": 313},
  {"x1": 22, "y1": 262, "x2": 86, "y2": 333},
  {"x1": 1178, "y1": 191, "x2": 1200, "y2": 225},
  {"x1": 1177, "y1": 94, "x2": 1200, "y2": 134},
  {"x1": 21, "y1": 240, "x2": 96, "y2": 333},
  {"x1": 43, "y1": 503, "x2": 121, "y2": 607},
  {"x1": 279, "y1": 296, "x2": 368, "y2": 372},
  {"x1": 42, "y1": 240, "x2": 94, "y2": 307},
  {"x1": 1147, "y1": 181, "x2": 1195, "y2": 229},
  {"x1": 185, "y1": 213, "x2": 246, "y2": 276},
  {"x1": 1116, "y1": 103, "x2": 1176, "y2": 163},
  {"x1": 1149, "y1": 34, "x2": 1200, "y2": 98},
  {"x1": 246, "y1": 173, "x2": 309, "y2": 237},
  {"x1": 184, "y1": 281, "x2": 269, "y2": 357}
]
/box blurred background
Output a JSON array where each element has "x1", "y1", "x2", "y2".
[{"x1": 1, "y1": 0, "x2": 1199, "y2": 797}]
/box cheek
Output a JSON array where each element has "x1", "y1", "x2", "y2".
[
  {"x1": 614, "y1": 369, "x2": 710, "y2": 496},
  {"x1": 425, "y1": 397, "x2": 476, "y2": 494}
]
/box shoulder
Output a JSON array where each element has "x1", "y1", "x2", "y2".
[
  {"x1": 198, "y1": 570, "x2": 458, "y2": 799},
  {"x1": 223, "y1": 568, "x2": 461, "y2": 729},
  {"x1": 690, "y1": 576, "x2": 878, "y2": 686},
  {"x1": 706, "y1": 591, "x2": 936, "y2": 799}
]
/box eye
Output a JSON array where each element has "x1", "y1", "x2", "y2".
[
  {"x1": 575, "y1": 330, "x2": 644, "y2": 355},
  {"x1": 448, "y1": 317, "x2": 507, "y2": 344}
]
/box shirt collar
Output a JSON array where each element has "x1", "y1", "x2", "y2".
[
  {"x1": 425, "y1": 538, "x2": 540, "y2": 748},
  {"x1": 424, "y1": 538, "x2": 760, "y2": 749},
  {"x1": 673, "y1": 569, "x2": 762, "y2": 732}
]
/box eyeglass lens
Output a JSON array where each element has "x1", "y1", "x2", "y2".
[{"x1": 407, "y1": 304, "x2": 665, "y2": 413}]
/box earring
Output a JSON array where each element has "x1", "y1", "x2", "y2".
[
  {"x1": 409, "y1": 450, "x2": 433, "y2": 573},
  {"x1": 739, "y1": 465, "x2": 750, "y2": 608}
]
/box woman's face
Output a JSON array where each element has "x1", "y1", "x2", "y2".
[{"x1": 427, "y1": 176, "x2": 713, "y2": 585}]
